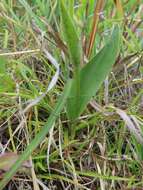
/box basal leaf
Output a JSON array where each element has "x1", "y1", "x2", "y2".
[
  {"x1": 60, "y1": 1, "x2": 81, "y2": 67},
  {"x1": 67, "y1": 26, "x2": 121, "y2": 120}
]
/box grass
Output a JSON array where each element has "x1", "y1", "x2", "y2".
[{"x1": 0, "y1": 0, "x2": 143, "y2": 189}]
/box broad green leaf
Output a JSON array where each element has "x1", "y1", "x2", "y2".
[
  {"x1": 67, "y1": 26, "x2": 121, "y2": 120},
  {"x1": 60, "y1": 1, "x2": 81, "y2": 67}
]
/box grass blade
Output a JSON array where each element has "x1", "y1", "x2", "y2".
[
  {"x1": 0, "y1": 80, "x2": 72, "y2": 190},
  {"x1": 19, "y1": 0, "x2": 46, "y2": 31}
]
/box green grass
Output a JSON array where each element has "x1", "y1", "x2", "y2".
[{"x1": 0, "y1": 0, "x2": 143, "y2": 189}]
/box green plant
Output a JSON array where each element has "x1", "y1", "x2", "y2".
[{"x1": 60, "y1": 1, "x2": 121, "y2": 120}]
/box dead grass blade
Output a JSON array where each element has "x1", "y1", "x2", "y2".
[
  {"x1": 86, "y1": 0, "x2": 104, "y2": 58},
  {"x1": 113, "y1": 107, "x2": 143, "y2": 144},
  {"x1": 114, "y1": 0, "x2": 124, "y2": 18}
]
